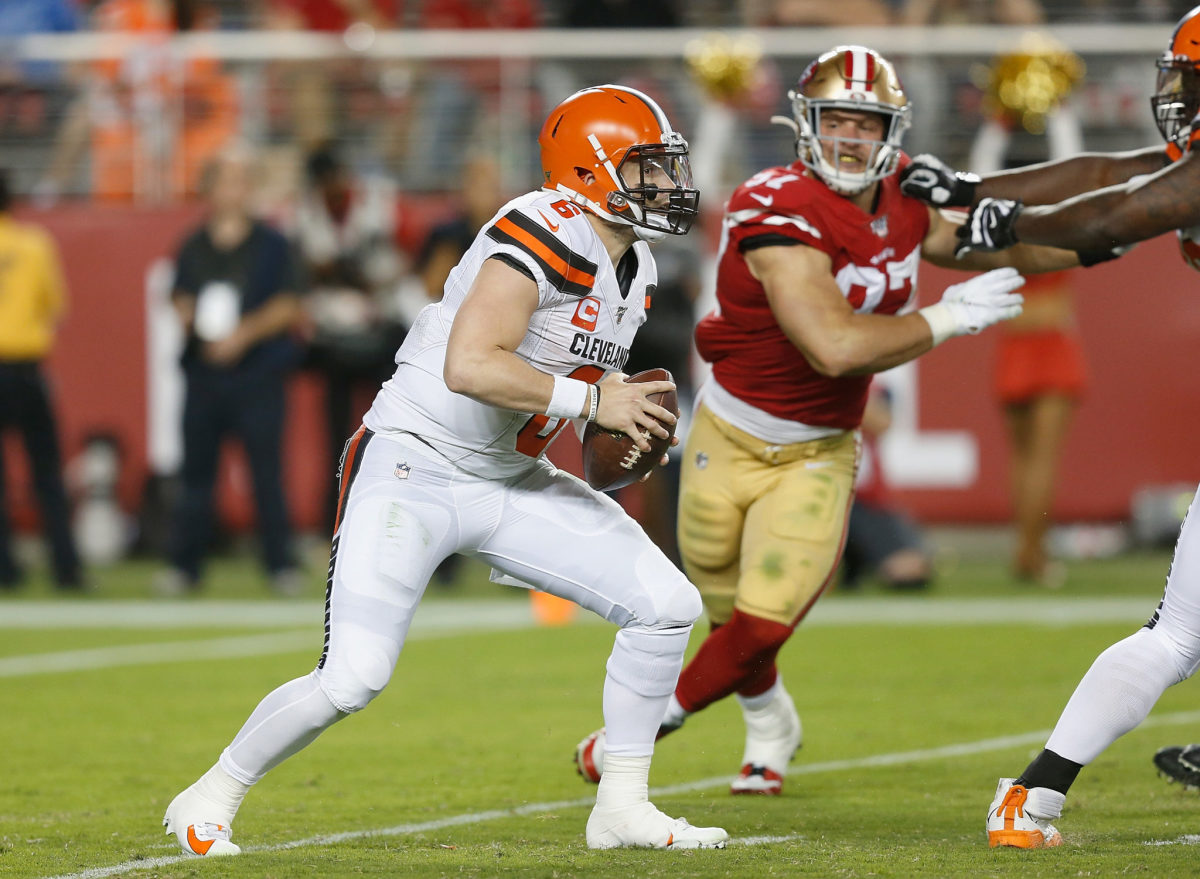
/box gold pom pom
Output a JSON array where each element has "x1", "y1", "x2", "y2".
[
  {"x1": 685, "y1": 33, "x2": 763, "y2": 102},
  {"x1": 975, "y1": 32, "x2": 1085, "y2": 134}
]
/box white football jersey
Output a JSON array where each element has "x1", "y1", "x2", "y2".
[{"x1": 364, "y1": 189, "x2": 659, "y2": 478}]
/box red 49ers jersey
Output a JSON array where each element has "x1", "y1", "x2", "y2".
[{"x1": 696, "y1": 157, "x2": 929, "y2": 430}]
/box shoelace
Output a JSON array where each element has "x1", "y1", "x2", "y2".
[{"x1": 193, "y1": 822, "x2": 233, "y2": 840}]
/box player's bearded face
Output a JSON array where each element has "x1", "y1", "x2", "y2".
[{"x1": 816, "y1": 109, "x2": 886, "y2": 174}]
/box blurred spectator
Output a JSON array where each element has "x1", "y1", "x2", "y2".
[
  {"x1": 896, "y1": 0, "x2": 1044, "y2": 23},
  {"x1": 267, "y1": 0, "x2": 401, "y2": 29},
  {"x1": 743, "y1": 0, "x2": 894, "y2": 25},
  {"x1": 419, "y1": 0, "x2": 538, "y2": 27},
  {"x1": 0, "y1": 169, "x2": 84, "y2": 591},
  {"x1": 155, "y1": 146, "x2": 305, "y2": 596},
  {"x1": 562, "y1": 0, "x2": 680, "y2": 27},
  {"x1": 290, "y1": 143, "x2": 407, "y2": 530},
  {"x1": 995, "y1": 271, "x2": 1083, "y2": 587},
  {"x1": 262, "y1": 0, "x2": 402, "y2": 149},
  {"x1": 0, "y1": 0, "x2": 81, "y2": 85},
  {"x1": 964, "y1": 75, "x2": 1084, "y2": 587},
  {"x1": 412, "y1": 153, "x2": 502, "y2": 310},
  {"x1": 840, "y1": 384, "x2": 933, "y2": 591},
  {"x1": 405, "y1": 0, "x2": 541, "y2": 189},
  {"x1": 41, "y1": 0, "x2": 239, "y2": 203}
]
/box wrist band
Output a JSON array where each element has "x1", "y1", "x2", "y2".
[
  {"x1": 547, "y1": 375, "x2": 589, "y2": 419},
  {"x1": 586, "y1": 384, "x2": 600, "y2": 423},
  {"x1": 918, "y1": 303, "x2": 958, "y2": 347}
]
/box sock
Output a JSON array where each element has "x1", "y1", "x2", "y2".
[
  {"x1": 737, "y1": 676, "x2": 781, "y2": 712},
  {"x1": 602, "y1": 624, "x2": 691, "y2": 758},
  {"x1": 222, "y1": 670, "x2": 344, "y2": 782},
  {"x1": 594, "y1": 754, "x2": 650, "y2": 811},
  {"x1": 674, "y1": 610, "x2": 792, "y2": 713},
  {"x1": 189, "y1": 762, "x2": 252, "y2": 825},
  {"x1": 1044, "y1": 627, "x2": 1184, "y2": 766},
  {"x1": 1016, "y1": 749, "x2": 1083, "y2": 796}
]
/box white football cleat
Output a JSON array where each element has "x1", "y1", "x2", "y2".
[
  {"x1": 730, "y1": 685, "x2": 802, "y2": 795},
  {"x1": 586, "y1": 801, "x2": 728, "y2": 850},
  {"x1": 163, "y1": 786, "x2": 241, "y2": 856},
  {"x1": 575, "y1": 728, "x2": 605, "y2": 784},
  {"x1": 986, "y1": 778, "x2": 1064, "y2": 849}
]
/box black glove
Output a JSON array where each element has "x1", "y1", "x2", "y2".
[
  {"x1": 954, "y1": 198, "x2": 1023, "y2": 259},
  {"x1": 900, "y1": 154, "x2": 981, "y2": 207}
]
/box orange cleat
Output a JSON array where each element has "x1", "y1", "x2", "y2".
[{"x1": 986, "y1": 778, "x2": 1064, "y2": 848}]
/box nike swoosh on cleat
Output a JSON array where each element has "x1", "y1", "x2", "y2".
[
  {"x1": 665, "y1": 833, "x2": 673, "y2": 847},
  {"x1": 186, "y1": 825, "x2": 215, "y2": 855},
  {"x1": 538, "y1": 211, "x2": 561, "y2": 232}
]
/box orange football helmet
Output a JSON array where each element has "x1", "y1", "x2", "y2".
[
  {"x1": 538, "y1": 85, "x2": 699, "y2": 240},
  {"x1": 1153, "y1": 6, "x2": 1200, "y2": 148},
  {"x1": 780, "y1": 45, "x2": 911, "y2": 196}
]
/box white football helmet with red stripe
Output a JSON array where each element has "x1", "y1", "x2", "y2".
[{"x1": 782, "y1": 45, "x2": 911, "y2": 196}]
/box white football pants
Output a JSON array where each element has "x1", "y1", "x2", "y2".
[
  {"x1": 219, "y1": 430, "x2": 701, "y2": 785},
  {"x1": 1045, "y1": 484, "x2": 1200, "y2": 765}
]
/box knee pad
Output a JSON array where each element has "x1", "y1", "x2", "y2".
[
  {"x1": 608, "y1": 622, "x2": 693, "y2": 698},
  {"x1": 625, "y1": 546, "x2": 703, "y2": 629},
  {"x1": 316, "y1": 635, "x2": 395, "y2": 713}
]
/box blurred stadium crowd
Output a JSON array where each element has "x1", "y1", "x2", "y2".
[{"x1": 2, "y1": 0, "x2": 1199, "y2": 593}]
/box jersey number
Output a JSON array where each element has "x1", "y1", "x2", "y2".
[
  {"x1": 836, "y1": 246, "x2": 920, "y2": 312},
  {"x1": 515, "y1": 364, "x2": 605, "y2": 458}
]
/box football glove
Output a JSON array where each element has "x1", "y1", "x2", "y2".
[
  {"x1": 919, "y1": 267, "x2": 1025, "y2": 345},
  {"x1": 954, "y1": 198, "x2": 1023, "y2": 258},
  {"x1": 899, "y1": 154, "x2": 981, "y2": 207}
]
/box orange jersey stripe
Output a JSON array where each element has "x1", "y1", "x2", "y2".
[{"x1": 494, "y1": 217, "x2": 597, "y2": 289}]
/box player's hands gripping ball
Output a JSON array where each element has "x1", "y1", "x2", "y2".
[{"x1": 583, "y1": 369, "x2": 678, "y2": 491}]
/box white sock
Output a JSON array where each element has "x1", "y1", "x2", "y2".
[
  {"x1": 1045, "y1": 627, "x2": 1183, "y2": 765},
  {"x1": 661, "y1": 694, "x2": 690, "y2": 729},
  {"x1": 602, "y1": 625, "x2": 690, "y2": 757},
  {"x1": 190, "y1": 762, "x2": 251, "y2": 826},
  {"x1": 594, "y1": 754, "x2": 651, "y2": 811},
  {"x1": 737, "y1": 678, "x2": 781, "y2": 713},
  {"x1": 222, "y1": 670, "x2": 344, "y2": 782}
]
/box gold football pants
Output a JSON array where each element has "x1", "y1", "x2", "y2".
[{"x1": 677, "y1": 404, "x2": 859, "y2": 627}]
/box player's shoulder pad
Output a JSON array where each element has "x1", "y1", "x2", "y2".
[
  {"x1": 484, "y1": 191, "x2": 599, "y2": 297},
  {"x1": 726, "y1": 165, "x2": 826, "y2": 242}
]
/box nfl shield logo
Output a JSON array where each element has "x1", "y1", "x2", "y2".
[
  {"x1": 615, "y1": 306, "x2": 628, "y2": 325},
  {"x1": 870, "y1": 216, "x2": 889, "y2": 238},
  {"x1": 394, "y1": 462, "x2": 411, "y2": 480}
]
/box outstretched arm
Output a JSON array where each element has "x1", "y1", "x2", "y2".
[
  {"x1": 901, "y1": 147, "x2": 1168, "y2": 207},
  {"x1": 1014, "y1": 149, "x2": 1200, "y2": 249},
  {"x1": 976, "y1": 147, "x2": 1168, "y2": 205}
]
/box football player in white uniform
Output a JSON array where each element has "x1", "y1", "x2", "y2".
[
  {"x1": 902, "y1": 4, "x2": 1200, "y2": 849},
  {"x1": 162, "y1": 85, "x2": 730, "y2": 855}
]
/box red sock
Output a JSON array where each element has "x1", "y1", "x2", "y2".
[{"x1": 674, "y1": 609, "x2": 792, "y2": 713}]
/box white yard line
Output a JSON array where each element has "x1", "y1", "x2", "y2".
[
  {"x1": 1, "y1": 595, "x2": 1159, "y2": 630},
  {"x1": 0, "y1": 596, "x2": 1160, "y2": 678},
  {"x1": 42, "y1": 709, "x2": 1200, "y2": 879}
]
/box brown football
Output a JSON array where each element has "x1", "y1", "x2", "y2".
[{"x1": 582, "y1": 368, "x2": 679, "y2": 492}]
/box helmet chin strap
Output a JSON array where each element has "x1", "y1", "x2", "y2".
[{"x1": 635, "y1": 225, "x2": 668, "y2": 243}]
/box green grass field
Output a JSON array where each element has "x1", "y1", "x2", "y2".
[{"x1": 5, "y1": 548, "x2": 1200, "y2": 877}]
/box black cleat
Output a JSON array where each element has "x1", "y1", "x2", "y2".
[{"x1": 1154, "y1": 744, "x2": 1200, "y2": 789}]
